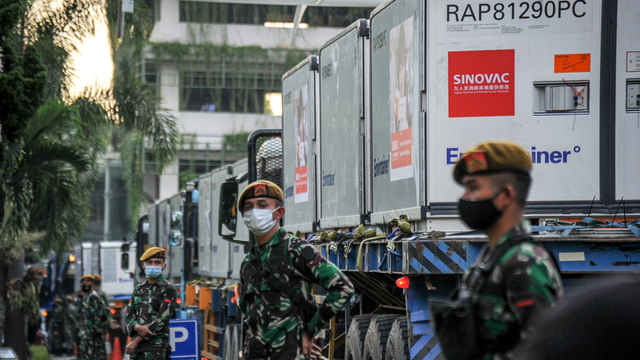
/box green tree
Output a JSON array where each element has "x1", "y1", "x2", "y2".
[
  {"x1": 1, "y1": 1, "x2": 48, "y2": 357},
  {"x1": 0, "y1": 0, "x2": 178, "y2": 356}
]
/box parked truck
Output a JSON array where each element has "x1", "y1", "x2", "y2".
[{"x1": 136, "y1": 0, "x2": 640, "y2": 359}]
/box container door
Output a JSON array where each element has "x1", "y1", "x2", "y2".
[
  {"x1": 370, "y1": 0, "x2": 425, "y2": 223},
  {"x1": 282, "y1": 56, "x2": 318, "y2": 233}
]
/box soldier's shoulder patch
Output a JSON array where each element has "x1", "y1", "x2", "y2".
[
  {"x1": 300, "y1": 246, "x2": 316, "y2": 260},
  {"x1": 300, "y1": 246, "x2": 322, "y2": 268}
]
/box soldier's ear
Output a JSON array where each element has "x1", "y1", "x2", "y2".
[{"x1": 273, "y1": 207, "x2": 285, "y2": 220}]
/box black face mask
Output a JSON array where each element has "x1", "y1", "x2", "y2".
[
  {"x1": 81, "y1": 284, "x2": 92, "y2": 293},
  {"x1": 458, "y1": 194, "x2": 503, "y2": 231}
]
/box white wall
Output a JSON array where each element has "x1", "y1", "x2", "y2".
[
  {"x1": 151, "y1": 21, "x2": 342, "y2": 50},
  {"x1": 173, "y1": 111, "x2": 281, "y2": 150}
]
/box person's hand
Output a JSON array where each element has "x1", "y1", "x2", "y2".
[
  {"x1": 125, "y1": 337, "x2": 142, "y2": 354},
  {"x1": 302, "y1": 332, "x2": 323, "y2": 359},
  {"x1": 134, "y1": 324, "x2": 156, "y2": 340}
]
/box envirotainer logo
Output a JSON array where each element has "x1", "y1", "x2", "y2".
[{"x1": 449, "y1": 49, "x2": 515, "y2": 117}]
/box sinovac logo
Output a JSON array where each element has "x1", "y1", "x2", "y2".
[
  {"x1": 452, "y1": 73, "x2": 510, "y2": 85},
  {"x1": 446, "y1": 145, "x2": 581, "y2": 165}
]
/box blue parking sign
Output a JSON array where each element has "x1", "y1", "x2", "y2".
[{"x1": 169, "y1": 319, "x2": 199, "y2": 360}]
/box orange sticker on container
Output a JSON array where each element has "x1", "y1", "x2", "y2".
[{"x1": 555, "y1": 54, "x2": 591, "y2": 73}]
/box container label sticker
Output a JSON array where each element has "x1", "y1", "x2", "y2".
[
  {"x1": 627, "y1": 51, "x2": 640, "y2": 72},
  {"x1": 441, "y1": 0, "x2": 594, "y2": 37},
  {"x1": 389, "y1": 16, "x2": 414, "y2": 181},
  {"x1": 449, "y1": 49, "x2": 515, "y2": 117},
  {"x1": 294, "y1": 85, "x2": 309, "y2": 203},
  {"x1": 554, "y1": 53, "x2": 591, "y2": 73}
]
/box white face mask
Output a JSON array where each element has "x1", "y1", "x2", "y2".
[{"x1": 243, "y1": 207, "x2": 279, "y2": 236}]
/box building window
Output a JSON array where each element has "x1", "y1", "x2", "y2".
[{"x1": 179, "y1": 69, "x2": 280, "y2": 113}]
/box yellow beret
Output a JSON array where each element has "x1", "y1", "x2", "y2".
[
  {"x1": 140, "y1": 247, "x2": 166, "y2": 261},
  {"x1": 454, "y1": 141, "x2": 532, "y2": 184},
  {"x1": 93, "y1": 275, "x2": 102, "y2": 282},
  {"x1": 81, "y1": 274, "x2": 94, "y2": 282},
  {"x1": 54, "y1": 298, "x2": 63, "y2": 304},
  {"x1": 237, "y1": 180, "x2": 284, "y2": 210}
]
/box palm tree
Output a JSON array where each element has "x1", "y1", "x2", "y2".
[
  {"x1": 0, "y1": 0, "x2": 180, "y2": 355},
  {"x1": 0, "y1": 101, "x2": 96, "y2": 359}
]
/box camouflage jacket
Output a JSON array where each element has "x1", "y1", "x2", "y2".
[
  {"x1": 239, "y1": 228, "x2": 355, "y2": 349},
  {"x1": 463, "y1": 222, "x2": 563, "y2": 360},
  {"x1": 64, "y1": 302, "x2": 80, "y2": 343},
  {"x1": 97, "y1": 289, "x2": 111, "y2": 327},
  {"x1": 125, "y1": 275, "x2": 177, "y2": 347},
  {"x1": 97, "y1": 289, "x2": 110, "y2": 309},
  {"x1": 80, "y1": 290, "x2": 107, "y2": 338}
]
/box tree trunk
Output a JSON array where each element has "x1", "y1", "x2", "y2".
[{"x1": 4, "y1": 256, "x2": 30, "y2": 360}]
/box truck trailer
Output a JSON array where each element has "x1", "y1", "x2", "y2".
[{"x1": 138, "y1": 0, "x2": 640, "y2": 359}]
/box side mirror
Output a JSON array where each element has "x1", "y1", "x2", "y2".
[
  {"x1": 219, "y1": 179, "x2": 239, "y2": 239},
  {"x1": 169, "y1": 211, "x2": 183, "y2": 246},
  {"x1": 121, "y1": 253, "x2": 129, "y2": 270}
]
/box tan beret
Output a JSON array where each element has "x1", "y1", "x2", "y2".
[
  {"x1": 237, "y1": 180, "x2": 284, "y2": 210},
  {"x1": 81, "y1": 274, "x2": 94, "y2": 282},
  {"x1": 454, "y1": 141, "x2": 532, "y2": 184},
  {"x1": 140, "y1": 247, "x2": 166, "y2": 261},
  {"x1": 54, "y1": 298, "x2": 63, "y2": 304},
  {"x1": 92, "y1": 274, "x2": 102, "y2": 282}
]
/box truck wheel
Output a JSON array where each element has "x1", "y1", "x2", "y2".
[
  {"x1": 345, "y1": 315, "x2": 375, "y2": 360},
  {"x1": 385, "y1": 317, "x2": 409, "y2": 360},
  {"x1": 362, "y1": 315, "x2": 402, "y2": 360}
]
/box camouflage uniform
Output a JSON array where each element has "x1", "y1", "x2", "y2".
[
  {"x1": 79, "y1": 290, "x2": 108, "y2": 360},
  {"x1": 239, "y1": 228, "x2": 355, "y2": 360},
  {"x1": 63, "y1": 299, "x2": 79, "y2": 354},
  {"x1": 51, "y1": 303, "x2": 65, "y2": 355},
  {"x1": 125, "y1": 275, "x2": 177, "y2": 360},
  {"x1": 97, "y1": 289, "x2": 111, "y2": 355},
  {"x1": 463, "y1": 222, "x2": 563, "y2": 360}
]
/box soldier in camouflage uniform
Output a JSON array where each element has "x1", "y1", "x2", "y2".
[
  {"x1": 447, "y1": 141, "x2": 563, "y2": 360},
  {"x1": 93, "y1": 274, "x2": 112, "y2": 357},
  {"x1": 125, "y1": 247, "x2": 177, "y2": 360},
  {"x1": 237, "y1": 180, "x2": 355, "y2": 360},
  {"x1": 51, "y1": 298, "x2": 65, "y2": 356},
  {"x1": 79, "y1": 274, "x2": 108, "y2": 360},
  {"x1": 63, "y1": 295, "x2": 79, "y2": 356}
]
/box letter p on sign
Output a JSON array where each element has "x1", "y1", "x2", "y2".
[
  {"x1": 169, "y1": 319, "x2": 199, "y2": 360},
  {"x1": 170, "y1": 327, "x2": 188, "y2": 350}
]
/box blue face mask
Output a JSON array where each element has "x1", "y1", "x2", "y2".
[{"x1": 145, "y1": 265, "x2": 163, "y2": 279}]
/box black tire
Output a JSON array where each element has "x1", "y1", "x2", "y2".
[
  {"x1": 362, "y1": 315, "x2": 402, "y2": 360},
  {"x1": 345, "y1": 315, "x2": 375, "y2": 360},
  {"x1": 385, "y1": 317, "x2": 409, "y2": 360}
]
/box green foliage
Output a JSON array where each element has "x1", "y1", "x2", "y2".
[
  {"x1": 180, "y1": 170, "x2": 199, "y2": 190},
  {"x1": 223, "y1": 131, "x2": 251, "y2": 154},
  {"x1": 29, "y1": 345, "x2": 50, "y2": 360},
  {"x1": 23, "y1": 101, "x2": 98, "y2": 255},
  {"x1": 0, "y1": 43, "x2": 47, "y2": 151}
]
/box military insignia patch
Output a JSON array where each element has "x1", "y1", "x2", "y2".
[
  {"x1": 464, "y1": 152, "x2": 488, "y2": 174},
  {"x1": 254, "y1": 184, "x2": 267, "y2": 196}
]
